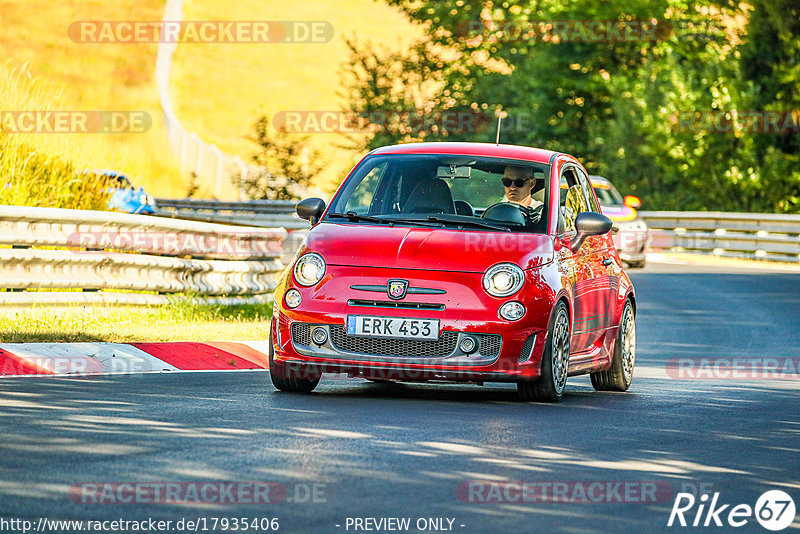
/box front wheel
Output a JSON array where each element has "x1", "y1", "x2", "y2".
[
  {"x1": 518, "y1": 301, "x2": 570, "y2": 402},
  {"x1": 591, "y1": 299, "x2": 635, "y2": 391},
  {"x1": 269, "y1": 325, "x2": 320, "y2": 393}
]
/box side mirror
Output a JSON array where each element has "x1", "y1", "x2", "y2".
[
  {"x1": 623, "y1": 195, "x2": 641, "y2": 209},
  {"x1": 296, "y1": 197, "x2": 326, "y2": 225},
  {"x1": 571, "y1": 211, "x2": 613, "y2": 254}
]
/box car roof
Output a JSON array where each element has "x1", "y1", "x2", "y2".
[{"x1": 370, "y1": 142, "x2": 559, "y2": 165}]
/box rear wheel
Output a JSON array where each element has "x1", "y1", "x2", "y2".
[
  {"x1": 591, "y1": 299, "x2": 635, "y2": 391},
  {"x1": 518, "y1": 301, "x2": 570, "y2": 402},
  {"x1": 269, "y1": 325, "x2": 320, "y2": 393}
]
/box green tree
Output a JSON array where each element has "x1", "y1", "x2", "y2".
[
  {"x1": 234, "y1": 118, "x2": 324, "y2": 201},
  {"x1": 342, "y1": 0, "x2": 800, "y2": 212}
]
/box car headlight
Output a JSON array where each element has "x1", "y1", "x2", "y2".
[
  {"x1": 293, "y1": 253, "x2": 326, "y2": 286},
  {"x1": 482, "y1": 263, "x2": 524, "y2": 297}
]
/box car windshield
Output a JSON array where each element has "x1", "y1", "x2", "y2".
[
  {"x1": 591, "y1": 181, "x2": 624, "y2": 207},
  {"x1": 326, "y1": 154, "x2": 551, "y2": 233}
]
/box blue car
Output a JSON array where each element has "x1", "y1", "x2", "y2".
[{"x1": 88, "y1": 170, "x2": 156, "y2": 214}]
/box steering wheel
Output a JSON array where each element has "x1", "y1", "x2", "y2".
[{"x1": 480, "y1": 202, "x2": 527, "y2": 226}]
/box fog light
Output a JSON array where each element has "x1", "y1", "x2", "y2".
[
  {"x1": 312, "y1": 327, "x2": 328, "y2": 345},
  {"x1": 459, "y1": 336, "x2": 477, "y2": 354},
  {"x1": 284, "y1": 289, "x2": 302, "y2": 308},
  {"x1": 499, "y1": 301, "x2": 526, "y2": 321}
]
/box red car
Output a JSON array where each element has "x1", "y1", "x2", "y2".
[{"x1": 270, "y1": 142, "x2": 636, "y2": 402}]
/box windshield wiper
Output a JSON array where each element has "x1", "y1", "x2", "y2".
[
  {"x1": 375, "y1": 216, "x2": 444, "y2": 228},
  {"x1": 327, "y1": 211, "x2": 389, "y2": 224},
  {"x1": 426, "y1": 215, "x2": 511, "y2": 232}
]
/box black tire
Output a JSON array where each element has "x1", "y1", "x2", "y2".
[
  {"x1": 518, "y1": 301, "x2": 570, "y2": 402},
  {"x1": 626, "y1": 259, "x2": 646, "y2": 269},
  {"x1": 591, "y1": 299, "x2": 635, "y2": 392},
  {"x1": 269, "y1": 325, "x2": 320, "y2": 393}
]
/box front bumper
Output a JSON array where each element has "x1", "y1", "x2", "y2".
[{"x1": 272, "y1": 265, "x2": 556, "y2": 382}]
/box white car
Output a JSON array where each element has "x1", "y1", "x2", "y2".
[{"x1": 590, "y1": 175, "x2": 649, "y2": 268}]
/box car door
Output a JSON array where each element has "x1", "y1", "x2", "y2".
[
  {"x1": 575, "y1": 166, "x2": 617, "y2": 341},
  {"x1": 560, "y1": 165, "x2": 607, "y2": 352}
]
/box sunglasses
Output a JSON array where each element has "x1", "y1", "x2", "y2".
[{"x1": 502, "y1": 178, "x2": 532, "y2": 188}]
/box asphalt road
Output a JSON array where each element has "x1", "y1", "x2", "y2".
[{"x1": 1, "y1": 261, "x2": 799, "y2": 533}]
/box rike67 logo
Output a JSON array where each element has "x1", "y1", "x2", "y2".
[{"x1": 668, "y1": 490, "x2": 796, "y2": 531}]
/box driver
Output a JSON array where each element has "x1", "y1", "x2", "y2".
[{"x1": 502, "y1": 165, "x2": 543, "y2": 209}]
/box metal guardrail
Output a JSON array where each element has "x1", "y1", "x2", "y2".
[
  {"x1": 155, "y1": 198, "x2": 309, "y2": 230},
  {"x1": 0, "y1": 206, "x2": 289, "y2": 306},
  {"x1": 641, "y1": 211, "x2": 800, "y2": 263}
]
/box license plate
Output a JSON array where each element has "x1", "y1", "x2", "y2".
[{"x1": 346, "y1": 316, "x2": 439, "y2": 341}]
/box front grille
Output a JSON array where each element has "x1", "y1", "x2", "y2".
[
  {"x1": 347, "y1": 299, "x2": 445, "y2": 311},
  {"x1": 291, "y1": 323, "x2": 311, "y2": 346},
  {"x1": 519, "y1": 334, "x2": 537, "y2": 363},
  {"x1": 330, "y1": 325, "x2": 458, "y2": 357},
  {"x1": 292, "y1": 322, "x2": 502, "y2": 360},
  {"x1": 480, "y1": 335, "x2": 503, "y2": 358}
]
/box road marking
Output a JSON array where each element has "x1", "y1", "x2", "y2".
[{"x1": 0, "y1": 342, "x2": 270, "y2": 377}]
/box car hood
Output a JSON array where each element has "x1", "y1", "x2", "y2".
[
  {"x1": 600, "y1": 204, "x2": 638, "y2": 222},
  {"x1": 304, "y1": 222, "x2": 554, "y2": 272}
]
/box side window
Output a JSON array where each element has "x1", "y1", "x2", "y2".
[
  {"x1": 576, "y1": 167, "x2": 601, "y2": 213},
  {"x1": 343, "y1": 163, "x2": 386, "y2": 214},
  {"x1": 560, "y1": 168, "x2": 587, "y2": 232}
]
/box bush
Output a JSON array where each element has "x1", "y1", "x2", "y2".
[{"x1": 233, "y1": 118, "x2": 324, "y2": 201}]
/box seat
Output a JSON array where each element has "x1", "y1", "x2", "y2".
[
  {"x1": 402, "y1": 178, "x2": 456, "y2": 214},
  {"x1": 533, "y1": 185, "x2": 546, "y2": 204}
]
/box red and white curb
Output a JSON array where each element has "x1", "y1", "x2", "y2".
[{"x1": 0, "y1": 342, "x2": 271, "y2": 377}]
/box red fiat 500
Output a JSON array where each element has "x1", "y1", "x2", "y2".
[{"x1": 270, "y1": 142, "x2": 636, "y2": 402}]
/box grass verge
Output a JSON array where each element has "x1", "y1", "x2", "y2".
[{"x1": 0, "y1": 296, "x2": 272, "y2": 343}]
